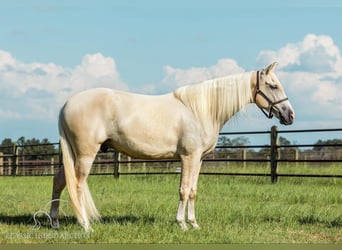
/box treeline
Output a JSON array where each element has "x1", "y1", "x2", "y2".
[
  {"x1": 1, "y1": 136, "x2": 342, "y2": 160},
  {"x1": 217, "y1": 136, "x2": 342, "y2": 160},
  {"x1": 0, "y1": 137, "x2": 57, "y2": 160}
]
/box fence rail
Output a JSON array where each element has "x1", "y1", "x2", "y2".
[{"x1": 0, "y1": 126, "x2": 341, "y2": 183}]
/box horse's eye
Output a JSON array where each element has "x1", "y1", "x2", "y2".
[{"x1": 266, "y1": 82, "x2": 278, "y2": 90}]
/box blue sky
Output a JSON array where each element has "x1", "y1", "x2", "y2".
[{"x1": 0, "y1": 0, "x2": 342, "y2": 145}]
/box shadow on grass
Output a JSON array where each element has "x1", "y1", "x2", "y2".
[
  {"x1": 0, "y1": 213, "x2": 35, "y2": 225},
  {"x1": 0, "y1": 213, "x2": 77, "y2": 228},
  {"x1": 297, "y1": 215, "x2": 342, "y2": 228},
  {"x1": 101, "y1": 214, "x2": 156, "y2": 225},
  {"x1": 0, "y1": 213, "x2": 155, "y2": 228}
]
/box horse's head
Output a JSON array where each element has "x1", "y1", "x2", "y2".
[{"x1": 253, "y1": 62, "x2": 295, "y2": 125}]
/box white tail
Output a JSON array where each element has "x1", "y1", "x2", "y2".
[{"x1": 59, "y1": 120, "x2": 100, "y2": 231}]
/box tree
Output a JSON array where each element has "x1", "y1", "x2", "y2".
[
  {"x1": 312, "y1": 139, "x2": 342, "y2": 160},
  {"x1": 217, "y1": 135, "x2": 231, "y2": 146},
  {"x1": 279, "y1": 136, "x2": 291, "y2": 146},
  {"x1": 278, "y1": 136, "x2": 298, "y2": 160},
  {"x1": 216, "y1": 135, "x2": 251, "y2": 160},
  {"x1": 231, "y1": 136, "x2": 250, "y2": 146},
  {"x1": 313, "y1": 139, "x2": 342, "y2": 150},
  {"x1": 18, "y1": 137, "x2": 57, "y2": 160},
  {"x1": 0, "y1": 138, "x2": 14, "y2": 154}
]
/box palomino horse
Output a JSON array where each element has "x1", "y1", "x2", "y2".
[{"x1": 50, "y1": 62, "x2": 294, "y2": 231}]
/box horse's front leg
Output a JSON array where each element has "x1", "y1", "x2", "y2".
[
  {"x1": 176, "y1": 153, "x2": 201, "y2": 230},
  {"x1": 50, "y1": 166, "x2": 66, "y2": 229},
  {"x1": 187, "y1": 160, "x2": 202, "y2": 229},
  {"x1": 176, "y1": 171, "x2": 190, "y2": 230}
]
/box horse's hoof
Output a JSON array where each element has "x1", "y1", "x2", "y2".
[
  {"x1": 82, "y1": 223, "x2": 94, "y2": 233},
  {"x1": 177, "y1": 221, "x2": 188, "y2": 231},
  {"x1": 51, "y1": 218, "x2": 60, "y2": 230},
  {"x1": 189, "y1": 221, "x2": 200, "y2": 230},
  {"x1": 84, "y1": 227, "x2": 94, "y2": 233}
]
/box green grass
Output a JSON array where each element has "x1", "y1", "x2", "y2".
[{"x1": 0, "y1": 172, "x2": 341, "y2": 243}]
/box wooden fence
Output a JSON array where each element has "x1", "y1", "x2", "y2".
[{"x1": 0, "y1": 126, "x2": 341, "y2": 183}]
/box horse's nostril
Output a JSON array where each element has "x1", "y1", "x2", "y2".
[{"x1": 289, "y1": 111, "x2": 295, "y2": 122}]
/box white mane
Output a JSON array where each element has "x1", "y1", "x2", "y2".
[{"x1": 173, "y1": 72, "x2": 252, "y2": 134}]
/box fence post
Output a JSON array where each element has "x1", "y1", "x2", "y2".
[
  {"x1": 242, "y1": 149, "x2": 246, "y2": 168},
  {"x1": 113, "y1": 150, "x2": 120, "y2": 179},
  {"x1": 294, "y1": 148, "x2": 299, "y2": 167},
  {"x1": 11, "y1": 142, "x2": 19, "y2": 176},
  {"x1": 58, "y1": 141, "x2": 62, "y2": 171},
  {"x1": 270, "y1": 126, "x2": 279, "y2": 183},
  {"x1": 0, "y1": 152, "x2": 3, "y2": 175},
  {"x1": 127, "y1": 156, "x2": 131, "y2": 172},
  {"x1": 50, "y1": 157, "x2": 54, "y2": 175}
]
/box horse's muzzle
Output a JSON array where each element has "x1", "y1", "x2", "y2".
[{"x1": 279, "y1": 110, "x2": 295, "y2": 125}]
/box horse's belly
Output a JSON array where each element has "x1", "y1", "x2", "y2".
[
  {"x1": 104, "y1": 92, "x2": 202, "y2": 159},
  {"x1": 110, "y1": 138, "x2": 179, "y2": 159}
]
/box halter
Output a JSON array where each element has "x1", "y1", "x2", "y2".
[{"x1": 254, "y1": 71, "x2": 288, "y2": 119}]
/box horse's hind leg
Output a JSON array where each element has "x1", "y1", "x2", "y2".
[
  {"x1": 75, "y1": 155, "x2": 100, "y2": 232},
  {"x1": 50, "y1": 166, "x2": 66, "y2": 229}
]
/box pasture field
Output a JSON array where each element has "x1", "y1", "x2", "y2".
[{"x1": 0, "y1": 170, "x2": 341, "y2": 243}]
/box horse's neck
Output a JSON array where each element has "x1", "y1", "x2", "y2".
[
  {"x1": 212, "y1": 72, "x2": 253, "y2": 132},
  {"x1": 174, "y1": 72, "x2": 252, "y2": 138}
]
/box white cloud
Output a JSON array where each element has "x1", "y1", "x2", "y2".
[
  {"x1": 0, "y1": 50, "x2": 16, "y2": 67},
  {"x1": 162, "y1": 58, "x2": 245, "y2": 88},
  {"x1": 313, "y1": 80, "x2": 342, "y2": 107},
  {"x1": 0, "y1": 108, "x2": 21, "y2": 120},
  {"x1": 0, "y1": 51, "x2": 128, "y2": 120},
  {"x1": 257, "y1": 34, "x2": 342, "y2": 73},
  {"x1": 257, "y1": 34, "x2": 342, "y2": 126}
]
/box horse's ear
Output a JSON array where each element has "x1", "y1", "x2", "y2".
[{"x1": 265, "y1": 62, "x2": 278, "y2": 75}]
